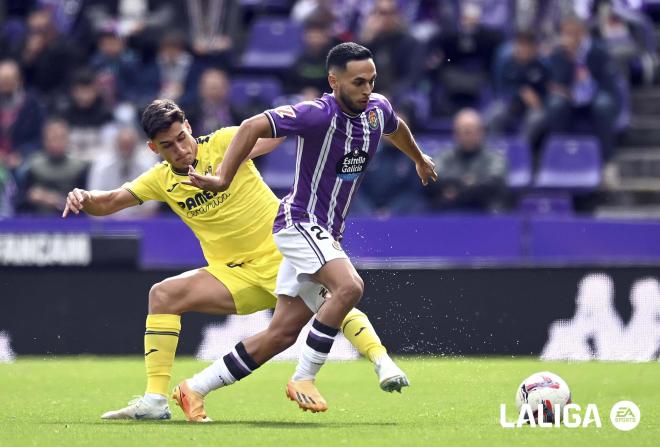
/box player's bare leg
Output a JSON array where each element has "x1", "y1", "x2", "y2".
[
  {"x1": 148, "y1": 268, "x2": 238, "y2": 315},
  {"x1": 177, "y1": 295, "x2": 316, "y2": 418},
  {"x1": 102, "y1": 269, "x2": 236, "y2": 420},
  {"x1": 241, "y1": 295, "x2": 314, "y2": 363},
  {"x1": 313, "y1": 259, "x2": 364, "y2": 328},
  {"x1": 283, "y1": 259, "x2": 363, "y2": 411}
]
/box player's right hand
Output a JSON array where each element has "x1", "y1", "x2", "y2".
[
  {"x1": 416, "y1": 153, "x2": 438, "y2": 186},
  {"x1": 62, "y1": 188, "x2": 91, "y2": 218}
]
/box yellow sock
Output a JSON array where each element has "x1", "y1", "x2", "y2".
[
  {"x1": 341, "y1": 308, "x2": 387, "y2": 363},
  {"x1": 144, "y1": 314, "x2": 181, "y2": 396}
]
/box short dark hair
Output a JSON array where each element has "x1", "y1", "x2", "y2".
[
  {"x1": 141, "y1": 99, "x2": 186, "y2": 139},
  {"x1": 326, "y1": 42, "x2": 372, "y2": 72}
]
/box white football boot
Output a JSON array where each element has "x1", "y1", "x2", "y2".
[
  {"x1": 375, "y1": 355, "x2": 410, "y2": 393},
  {"x1": 101, "y1": 396, "x2": 172, "y2": 420}
]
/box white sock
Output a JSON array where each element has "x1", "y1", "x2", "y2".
[
  {"x1": 188, "y1": 357, "x2": 237, "y2": 396},
  {"x1": 143, "y1": 393, "x2": 167, "y2": 406},
  {"x1": 188, "y1": 342, "x2": 259, "y2": 396},
  {"x1": 292, "y1": 318, "x2": 338, "y2": 381},
  {"x1": 373, "y1": 352, "x2": 391, "y2": 366}
]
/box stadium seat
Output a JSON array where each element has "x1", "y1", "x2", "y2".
[
  {"x1": 518, "y1": 192, "x2": 574, "y2": 215},
  {"x1": 2, "y1": 19, "x2": 27, "y2": 46},
  {"x1": 478, "y1": 0, "x2": 512, "y2": 30},
  {"x1": 230, "y1": 76, "x2": 283, "y2": 108},
  {"x1": 241, "y1": 18, "x2": 303, "y2": 70},
  {"x1": 259, "y1": 137, "x2": 298, "y2": 190},
  {"x1": 488, "y1": 138, "x2": 532, "y2": 189},
  {"x1": 535, "y1": 135, "x2": 602, "y2": 191}
]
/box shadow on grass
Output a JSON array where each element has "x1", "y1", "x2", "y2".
[{"x1": 42, "y1": 420, "x2": 398, "y2": 429}]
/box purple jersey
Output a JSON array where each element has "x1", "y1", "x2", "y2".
[{"x1": 265, "y1": 92, "x2": 398, "y2": 239}]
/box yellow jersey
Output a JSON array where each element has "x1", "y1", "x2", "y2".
[{"x1": 123, "y1": 127, "x2": 280, "y2": 265}]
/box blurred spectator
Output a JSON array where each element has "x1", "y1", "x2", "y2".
[
  {"x1": 89, "y1": 29, "x2": 141, "y2": 107},
  {"x1": 425, "y1": 3, "x2": 502, "y2": 115},
  {"x1": 0, "y1": 59, "x2": 45, "y2": 169},
  {"x1": 187, "y1": 0, "x2": 241, "y2": 67},
  {"x1": 351, "y1": 140, "x2": 427, "y2": 217},
  {"x1": 545, "y1": 16, "x2": 621, "y2": 160},
  {"x1": 287, "y1": 20, "x2": 338, "y2": 95},
  {"x1": 58, "y1": 69, "x2": 114, "y2": 162},
  {"x1": 18, "y1": 118, "x2": 87, "y2": 215},
  {"x1": 14, "y1": 8, "x2": 78, "y2": 101},
  {"x1": 359, "y1": 0, "x2": 421, "y2": 98},
  {"x1": 594, "y1": 0, "x2": 656, "y2": 84},
  {"x1": 87, "y1": 125, "x2": 159, "y2": 219},
  {"x1": 0, "y1": 163, "x2": 16, "y2": 217},
  {"x1": 291, "y1": 0, "x2": 346, "y2": 37},
  {"x1": 185, "y1": 68, "x2": 239, "y2": 136},
  {"x1": 488, "y1": 31, "x2": 548, "y2": 146},
  {"x1": 430, "y1": 109, "x2": 507, "y2": 212},
  {"x1": 138, "y1": 31, "x2": 200, "y2": 107}
]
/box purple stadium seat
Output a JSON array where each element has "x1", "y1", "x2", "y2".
[
  {"x1": 518, "y1": 192, "x2": 573, "y2": 215},
  {"x1": 2, "y1": 19, "x2": 26, "y2": 45},
  {"x1": 535, "y1": 135, "x2": 602, "y2": 190},
  {"x1": 241, "y1": 18, "x2": 303, "y2": 70},
  {"x1": 488, "y1": 138, "x2": 532, "y2": 188},
  {"x1": 229, "y1": 76, "x2": 283, "y2": 108},
  {"x1": 259, "y1": 137, "x2": 298, "y2": 190},
  {"x1": 478, "y1": 0, "x2": 511, "y2": 29}
]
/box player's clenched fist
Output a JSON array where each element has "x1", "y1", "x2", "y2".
[
  {"x1": 416, "y1": 153, "x2": 438, "y2": 186},
  {"x1": 62, "y1": 188, "x2": 91, "y2": 218}
]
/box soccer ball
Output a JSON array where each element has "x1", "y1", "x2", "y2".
[{"x1": 515, "y1": 371, "x2": 571, "y2": 423}]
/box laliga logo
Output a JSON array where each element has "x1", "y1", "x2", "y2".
[
  {"x1": 500, "y1": 403, "x2": 602, "y2": 428},
  {"x1": 499, "y1": 400, "x2": 640, "y2": 430}
]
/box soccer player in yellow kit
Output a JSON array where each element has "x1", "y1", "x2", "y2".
[{"x1": 62, "y1": 99, "x2": 408, "y2": 421}]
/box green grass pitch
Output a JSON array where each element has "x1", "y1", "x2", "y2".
[{"x1": 1, "y1": 357, "x2": 658, "y2": 447}]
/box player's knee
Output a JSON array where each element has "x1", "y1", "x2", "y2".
[
  {"x1": 148, "y1": 282, "x2": 177, "y2": 314},
  {"x1": 335, "y1": 277, "x2": 364, "y2": 308}
]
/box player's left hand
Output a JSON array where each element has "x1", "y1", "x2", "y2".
[
  {"x1": 181, "y1": 166, "x2": 229, "y2": 192},
  {"x1": 416, "y1": 153, "x2": 438, "y2": 186}
]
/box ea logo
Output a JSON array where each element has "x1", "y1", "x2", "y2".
[{"x1": 610, "y1": 401, "x2": 640, "y2": 431}]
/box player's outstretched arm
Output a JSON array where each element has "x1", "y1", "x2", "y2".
[
  {"x1": 184, "y1": 114, "x2": 274, "y2": 192},
  {"x1": 62, "y1": 187, "x2": 139, "y2": 218},
  {"x1": 384, "y1": 117, "x2": 438, "y2": 186},
  {"x1": 248, "y1": 136, "x2": 286, "y2": 160}
]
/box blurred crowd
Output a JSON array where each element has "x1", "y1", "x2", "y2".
[{"x1": 0, "y1": 0, "x2": 657, "y2": 218}]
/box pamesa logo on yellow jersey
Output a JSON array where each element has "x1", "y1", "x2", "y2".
[{"x1": 176, "y1": 189, "x2": 231, "y2": 218}]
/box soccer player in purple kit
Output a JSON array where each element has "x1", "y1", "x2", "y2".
[{"x1": 174, "y1": 42, "x2": 437, "y2": 416}]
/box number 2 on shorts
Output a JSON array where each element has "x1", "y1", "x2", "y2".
[{"x1": 310, "y1": 225, "x2": 329, "y2": 241}]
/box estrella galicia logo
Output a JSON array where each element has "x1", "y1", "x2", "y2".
[
  {"x1": 368, "y1": 109, "x2": 379, "y2": 130},
  {"x1": 336, "y1": 149, "x2": 369, "y2": 181}
]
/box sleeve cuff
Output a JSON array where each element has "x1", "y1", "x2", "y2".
[
  {"x1": 123, "y1": 187, "x2": 144, "y2": 205},
  {"x1": 263, "y1": 111, "x2": 277, "y2": 138}
]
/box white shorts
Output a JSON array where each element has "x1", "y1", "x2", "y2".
[{"x1": 274, "y1": 221, "x2": 348, "y2": 312}]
